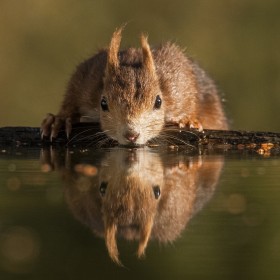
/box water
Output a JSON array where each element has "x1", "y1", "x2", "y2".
[{"x1": 0, "y1": 147, "x2": 280, "y2": 279}]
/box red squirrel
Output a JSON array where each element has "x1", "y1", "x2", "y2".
[{"x1": 41, "y1": 27, "x2": 228, "y2": 145}]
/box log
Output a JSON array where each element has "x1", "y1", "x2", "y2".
[{"x1": 0, "y1": 123, "x2": 279, "y2": 153}]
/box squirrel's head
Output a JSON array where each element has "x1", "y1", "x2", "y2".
[{"x1": 100, "y1": 28, "x2": 164, "y2": 146}]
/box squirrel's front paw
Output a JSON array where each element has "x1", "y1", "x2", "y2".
[
  {"x1": 177, "y1": 118, "x2": 203, "y2": 132},
  {"x1": 186, "y1": 120, "x2": 203, "y2": 132},
  {"x1": 41, "y1": 113, "x2": 73, "y2": 140}
]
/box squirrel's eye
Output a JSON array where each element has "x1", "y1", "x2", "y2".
[
  {"x1": 154, "y1": 95, "x2": 162, "y2": 109},
  {"x1": 101, "y1": 97, "x2": 109, "y2": 111},
  {"x1": 152, "y1": 185, "x2": 161, "y2": 199}
]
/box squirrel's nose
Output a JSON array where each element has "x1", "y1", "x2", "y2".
[{"x1": 124, "y1": 131, "x2": 140, "y2": 143}]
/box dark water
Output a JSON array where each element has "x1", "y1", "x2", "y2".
[{"x1": 0, "y1": 147, "x2": 280, "y2": 280}]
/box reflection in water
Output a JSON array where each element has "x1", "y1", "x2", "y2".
[{"x1": 41, "y1": 148, "x2": 224, "y2": 264}]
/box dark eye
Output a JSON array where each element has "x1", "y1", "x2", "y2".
[
  {"x1": 99, "y1": 181, "x2": 108, "y2": 196},
  {"x1": 152, "y1": 185, "x2": 161, "y2": 199},
  {"x1": 101, "y1": 97, "x2": 109, "y2": 111},
  {"x1": 154, "y1": 95, "x2": 162, "y2": 109}
]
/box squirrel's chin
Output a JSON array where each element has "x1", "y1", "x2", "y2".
[{"x1": 116, "y1": 138, "x2": 147, "y2": 147}]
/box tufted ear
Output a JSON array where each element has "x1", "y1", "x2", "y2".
[
  {"x1": 106, "y1": 27, "x2": 123, "y2": 74},
  {"x1": 140, "y1": 34, "x2": 156, "y2": 76}
]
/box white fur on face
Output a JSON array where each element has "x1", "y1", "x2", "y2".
[{"x1": 115, "y1": 109, "x2": 164, "y2": 145}]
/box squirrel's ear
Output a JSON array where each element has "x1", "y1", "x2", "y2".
[
  {"x1": 106, "y1": 27, "x2": 123, "y2": 73},
  {"x1": 141, "y1": 34, "x2": 156, "y2": 75}
]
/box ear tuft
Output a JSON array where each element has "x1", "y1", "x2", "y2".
[
  {"x1": 140, "y1": 34, "x2": 156, "y2": 75},
  {"x1": 106, "y1": 27, "x2": 124, "y2": 73}
]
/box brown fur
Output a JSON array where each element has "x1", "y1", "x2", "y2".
[{"x1": 41, "y1": 27, "x2": 228, "y2": 144}]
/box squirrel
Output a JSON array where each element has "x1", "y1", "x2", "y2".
[{"x1": 41, "y1": 27, "x2": 228, "y2": 145}]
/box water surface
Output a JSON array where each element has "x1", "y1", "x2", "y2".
[{"x1": 0, "y1": 147, "x2": 280, "y2": 279}]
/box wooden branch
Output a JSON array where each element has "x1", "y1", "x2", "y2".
[{"x1": 0, "y1": 123, "x2": 280, "y2": 153}]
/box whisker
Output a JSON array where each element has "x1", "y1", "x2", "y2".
[
  {"x1": 83, "y1": 129, "x2": 116, "y2": 148},
  {"x1": 72, "y1": 133, "x2": 107, "y2": 145},
  {"x1": 144, "y1": 124, "x2": 200, "y2": 147},
  {"x1": 153, "y1": 132, "x2": 196, "y2": 148},
  {"x1": 67, "y1": 127, "x2": 98, "y2": 145},
  {"x1": 80, "y1": 115, "x2": 98, "y2": 120},
  {"x1": 156, "y1": 135, "x2": 179, "y2": 146},
  {"x1": 162, "y1": 127, "x2": 200, "y2": 139},
  {"x1": 86, "y1": 134, "x2": 111, "y2": 148},
  {"x1": 66, "y1": 126, "x2": 111, "y2": 147}
]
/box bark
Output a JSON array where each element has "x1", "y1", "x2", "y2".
[{"x1": 0, "y1": 123, "x2": 279, "y2": 152}]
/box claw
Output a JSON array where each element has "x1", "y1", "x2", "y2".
[
  {"x1": 178, "y1": 122, "x2": 186, "y2": 128},
  {"x1": 174, "y1": 117, "x2": 204, "y2": 132},
  {"x1": 41, "y1": 113, "x2": 55, "y2": 138},
  {"x1": 50, "y1": 133, "x2": 55, "y2": 143},
  {"x1": 51, "y1": 116, "x2": 64, "y2": 140},
  {"x1": 50, "y1": 130, "x2": 57, "y2": 142},
  {"x1": 189, "y1": 122, "x2": 203, "y2": 132},
  {"x1": 41, "y1": 113, "x2": 74, "y2": 141}
]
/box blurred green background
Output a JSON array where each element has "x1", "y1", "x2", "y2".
[{"x1": 0, "y1": 0, "x2": 279, "y2": 131}]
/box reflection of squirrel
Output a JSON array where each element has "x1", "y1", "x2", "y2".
[
  {"x1": 41, "y1": 27, "x2": 228, "y2": 145},
  {"x1": 41, "y1": 149, "x2": 224, "y2": 265}
]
